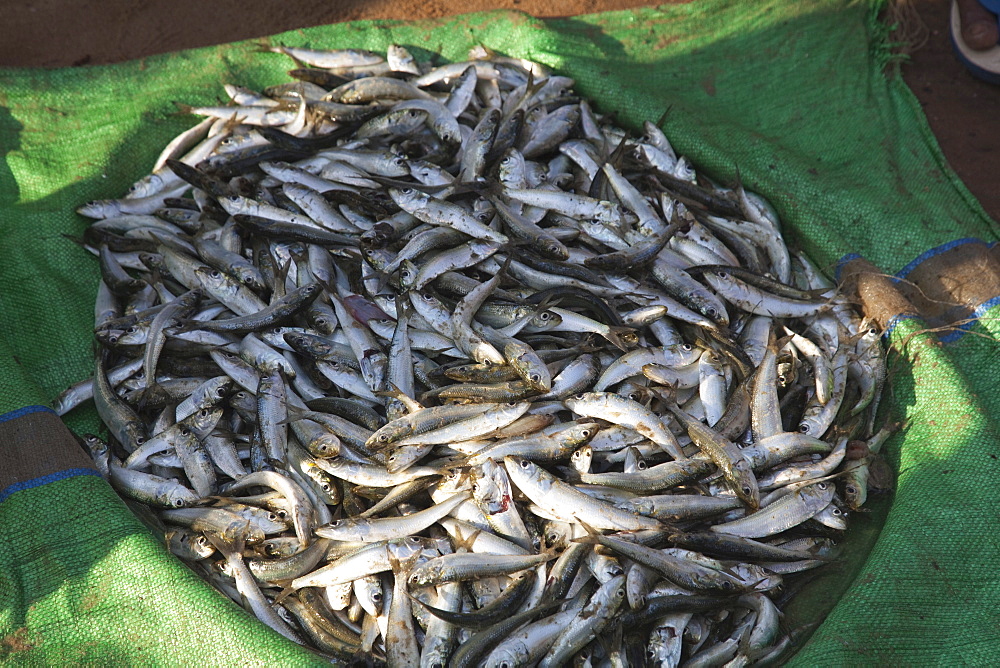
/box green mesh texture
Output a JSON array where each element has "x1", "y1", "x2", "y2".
[{"x1": 0, "y1": 0, "x2": 998, "y2": 663}]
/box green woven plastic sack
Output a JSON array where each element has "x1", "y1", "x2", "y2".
[{"x1": 1, "y1": 0, "x2": 998, "y2": 663}]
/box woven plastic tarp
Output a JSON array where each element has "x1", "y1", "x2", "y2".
[{"x1": 1, "y1": 0, "x2": 999, "y2": 663}]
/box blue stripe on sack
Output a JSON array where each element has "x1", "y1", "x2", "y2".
[
  {"x1": 834, "y1": 253, "x2": 862, "y2": 281},
  {"x1": 937, "y1": 295, "x2": 1000, "y2": 344},
  {"x1": 0, "y1": 405, "x2": 54, "y2": 425},
  {"x1": 883, "y1": 314, "x2": 921, "y2": 341},
  {"x1": 894, "y1": 238, "x2": 984, "y2": 281},
  {"x1": 0, "y1": 468, "x2": 103, "y2": 505}
]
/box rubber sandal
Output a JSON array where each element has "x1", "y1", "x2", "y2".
[{"x1": 950, "y1": 0, "x2": 1000, "y2": 84}]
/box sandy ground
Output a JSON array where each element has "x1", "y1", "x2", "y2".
[{"x1": 1, "y1": 0, "x2": 997, "y2": 223}]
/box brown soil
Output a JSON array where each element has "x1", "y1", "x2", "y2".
[{"x1": 1, "y1": 0, "x2": 997, "y2": 223}]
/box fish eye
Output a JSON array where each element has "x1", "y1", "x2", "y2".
[
  {"x1": 400, "y1": 187, "x2": 413, "y2": 194},
  {"x1": 716, "y1": 271, "x2": 729, "y2": 279},
  {"x1": 216, "y1": 388, "x2": 227, "y2": 397},
  {"x1": 869, "y1": 327, "x2": 879, "y2": 336},
  {"x1": 227, "y1": 195, "x2": 240, "y2": 202},
  {"x1": 268, "y1": 513, "x2": 279, "y2": 522},
  {"x1": 126, "y1": 326, "x2": 137, "y2": 334},
  {"x1": 799, "y1": 424, "x2": 811, "y2": 434},
  {"x1": 499, "y1": 662, "x2": 510, "y2": 668},
  {"x1": 377, "y1": 434, "x2": 391, "y2": 442},
  {"x1": 108, "y1": 335, "x2": 119, "y2": 344},
  {"x1": 682, "y1": 343, "x2": 693, "y2": 351},
  {"x1": 539, "y1": 311, "x2": 551, "y2": 321},
  {"x1": 818, "y1": 482, "x2": 828, "y2": 490},
  {"x1": 832, "y1": 508, "x2": 843, "y2": 516},
  {"x1": 211, "y1": 270, "x2": 222, "y2": 279},
  {"x1": 321, "y1": 483, "x2": 332, "y2": 492},
  {"x1": 529, "y1": 373, "x2": 541, "y2": 382},
  {"x1": 471, "y1": 483, "x2": 479, "y2": 493},
  {"x1": 388, "y1": 454, "x2": 396, "y2": 461},
  {"x1": 519, "y1": 459, "x2": 531, "y2": 469},
  {"x1": 394, "y1": 158, "x2": 407, "y2": 168},
  {"x1": 329, "y1": 520, "x2": 341, "y2": 527},
  {"x1": 580, "y1": 429, "x2": 591, "y2": 438},
  {"x1": 707, "y1": 307, "x2": 719, "y2": 317},
  {"x1": 637, "y1": 461, "x2": 647, "y2": 470},
  {"x1": 135, "y1": 436, "x2": 146, "y2": 445},
  {"x1": 199, "y1": 409, "x2": 209, "y2": 417},
  {"x1": 846, "y1": 485, "x2": 857, "y2": 494},
  {"x1": 721, "y1": 581, "x2": 734, "y2": 590},
  {"x1": 173, "y1": 498, "x2": 186, "y2": 508},
  {"x1": 615, "y1": 588, "x2": 625, "y2": 598},
  {"x1": 372, "y1": 591, "x2": 382, "y2": 602}
]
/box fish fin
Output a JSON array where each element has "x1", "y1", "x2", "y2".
[
  {"x1": 252, "y1": 39, "x2": 275, "y2": 54},
  {"x1": 387, "y1": 551, "x2": 401, "y2": 575},
  {"x1": 603, "y1": 325, "x2": 637, "y2": 353},
  {"x1": 374, "y1": 383, "x2": 423, "y2": 413},
  {"x1": 388, "y1": 549, "x2": 421, "y2": 576},
  {"x1": 575, "y1": 518, "x2": 603, "y2": 537},
  {"x1": 271, "y1": 586, "x2": 297, "y2": 607},
  {"x1": 172, "y1": 102, "x2": 195, "y2": 116},
  {"x1": 62, "y1": 234, "x2": 89, "y2": 248},
  {"x1": 135, "y1": 382, "x2": 170, "y2": 414},
  {"x1": 451, "y1": 527, "x2": 481, "y2": 553},
  {"x1": 202, "y1": 523, "x2": 248, "y2": 559},
  {"x1": 654, "y1": 105, "x2": 673, "y2": 130},
  {"x1": 605, "y1": 132, "x2": 632, "y2": 170}
]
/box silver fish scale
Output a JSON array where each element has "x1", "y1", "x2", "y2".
[{"x1": 65, "y1": 43, "x2": 890, "y2": 666}]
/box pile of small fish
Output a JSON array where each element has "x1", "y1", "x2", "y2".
[{"x1": 60, "y1": 42, "x2": 892, "y2": 666}]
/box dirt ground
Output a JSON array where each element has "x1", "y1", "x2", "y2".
[{"x1": 2, "y1": 0, "x2": 997, "y2": 224}]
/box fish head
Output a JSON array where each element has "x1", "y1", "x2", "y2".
[
  {"x1": 503, "y1": 455, "x2": 543, "y2": 486},
  {"x1": 184, "y1": 407, "x2": 224, "y2": 439},
  {"x1": 484, "y1": 642, "x2": 530, "y2": 668},
  {"x1": 555, "y1": 421, "x2": 599, "y2": 446},
  {"x1": 506, "y1": 345, "x2": 551, "y2": 392},
  {"x1": 732, "y1": 466, "x2": 760, "y2": 510}
]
